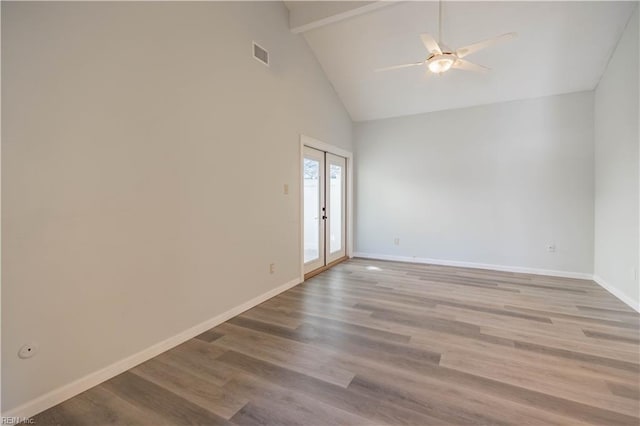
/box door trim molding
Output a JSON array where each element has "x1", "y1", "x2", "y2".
[{"x1": 299, "y1": 135, "x2": 353, "y2": 282}]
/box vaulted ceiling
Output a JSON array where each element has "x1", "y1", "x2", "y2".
[{"x1": 286, "y1": 1, "x2": 637, "y2": 122}]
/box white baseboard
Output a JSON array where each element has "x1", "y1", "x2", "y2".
[
  {"x1": 352, "y1": 252, "x2": 593, "y2": 280},
  {"x1": 593, "y1": 275, "x2": 640, "y2": 312},
  {"x1": 3, "y1": 277, "x2": 302, "y2": 420}
]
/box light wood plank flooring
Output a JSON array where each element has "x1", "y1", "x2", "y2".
[{"x1": 34, "y1": 258, "x2": 640, "y2": 425}]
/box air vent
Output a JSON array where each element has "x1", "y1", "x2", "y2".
[{"x1": 253, "y1": 41, "x2": 269, "y2": 67}]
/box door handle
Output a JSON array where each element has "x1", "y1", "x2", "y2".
[{"x1": 322, "y1": 215, "x2": 327, "y2": 220}]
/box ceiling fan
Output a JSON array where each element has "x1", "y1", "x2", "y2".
[{"x1": 375, "y1": 1, "x2": 517, "y2": 74}]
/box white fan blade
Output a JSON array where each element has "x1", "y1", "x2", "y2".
[
  {"x1": 375, "y1": 62, "x2": 424, "y2": 72},
  {"x1": 453, "y1": 59, "x2": 490, "y2": 73},
  {"x1": 455, "y1": 32, "x2": 517, "y2": 58},
  {"x1": 420, "y1": 33, "x2": 442, "y2": 54}
]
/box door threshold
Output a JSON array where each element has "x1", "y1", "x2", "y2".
[{"x1": 304, "y1": 256, "x2": 349, "y2": 280}]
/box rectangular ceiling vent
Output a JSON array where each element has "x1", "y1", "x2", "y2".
[{"x1": 253, "y1": 41, "x2": 269, "y2": 67}]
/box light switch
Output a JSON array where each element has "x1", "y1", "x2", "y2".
[{"x1": 283, "y1": 184, "x2": 289, "y2": 195}]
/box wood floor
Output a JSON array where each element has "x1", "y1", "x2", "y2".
[{"x1": 35, "y1": 258, "x2": 640, "y2": 425}]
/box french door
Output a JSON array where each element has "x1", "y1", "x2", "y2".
[{"x1": 303, "y1": 146, "x2": 347, "y2": 275}]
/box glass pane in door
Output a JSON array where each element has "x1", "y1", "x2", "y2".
[
  {"x1": 303, "y1": 158, "x2": 320, "y2": 263},
  {"x1": 326, "y1": 152, "x2": 346, "y2": 264},
  {"x1": 329, "y1": 164, "x2": 342, "y2": 253}
]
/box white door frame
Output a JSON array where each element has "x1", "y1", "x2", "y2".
[
  {"x1": 302, "y1": 146, "x2": 326, "y2": 274},
  {"x1": 325, "y1": 152, "x2": 347, "y2": 264},
  {"x1": 299, "y1": 134, "x2": 354, "y2": 282}
]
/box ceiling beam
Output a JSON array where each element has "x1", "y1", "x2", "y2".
[{"x1": 286, "y1": 1, "x2": 397, "y2": 34}]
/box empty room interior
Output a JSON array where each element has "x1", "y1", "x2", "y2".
[{"x1": 2, "y1": 0, "x2": 640, "y2": 424}]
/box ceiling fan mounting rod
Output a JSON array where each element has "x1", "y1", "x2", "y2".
[{"x1": 438, "y1": 0, "x2": 443, "y2": 45}]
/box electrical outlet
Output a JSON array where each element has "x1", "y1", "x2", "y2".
[
  {"x1": 394, "y1": 237, "x2": 400, "y2": 246},
  {"x1": 546, "y1": 243, "x2": 556, "y2": 253},
  {"x1": 269, "y1": 263, "x2": 275, "y2": 274}
]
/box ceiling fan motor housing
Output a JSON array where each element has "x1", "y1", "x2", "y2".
[{"x1": 427, "y1": 52, "x2": 457, "y2": 73}]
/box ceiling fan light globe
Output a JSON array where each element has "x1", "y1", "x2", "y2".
[{"x1": 427, "y1": 55, "x2": 455, "y2": 73}]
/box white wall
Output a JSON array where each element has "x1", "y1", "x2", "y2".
[
  {"x1": 594, "y1": 5, "x2": 639, "y2": 310},
  {"x1": 354, "y1": 91, "x2": 595, "y2": 275},
  {"x1": 1, "y1": 1, "x2": 352, "y2": 413}
]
